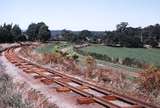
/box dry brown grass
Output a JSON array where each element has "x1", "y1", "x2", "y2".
[
  {"x1": 138, "y1": 65, "x2": 160, "y2": 95},
  {"x1": 0, "y1": 61, "x2": 58, "y2": 108},
  {"x1": 0, "y1": 73, "x2": 58, "y2": 108},
  {"x1": 0, "y1": 73, "x2": 32, "y2": 108},
  {"x1": 84, "y1": 56, "x2": 96, "y2": 79},
  {"x1": 24, "y1": 88, "x2": 58, "y2": 108},
  {"x1": 42, "y1": 52, "x2": 63, "y2": 64},
  {"x1": 95, "y1": 65, "x2": 160, "y2": 107}
]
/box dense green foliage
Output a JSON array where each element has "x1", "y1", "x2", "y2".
[
  {"x1": 0, "y1": 21, "x2": 160, "y2": 47},
  {"x1": 0, "y1": 23, "x2": 26, "y2": 43},
  {"x1": 61, "y1": 29, "x2": 92, "y2": 43},
  {"x1": 38, "y1": 25, "x2": 51, "y2": 42},
  {"x1": 26, "y1": 22, "x2": 51, "y2": 41},
  {"x1": 79, "y1": 30, "x2": 92, "y2": 41},
  {"x1": 61, "y1": 29, "x2": 77, "y2": 42},
  {"x1": 103, "y1": 22, "x2": 159, "y2": 48},
  {"x1": 0, "y1": 22, "x2": 51, "y2": 43},
  {"x1": 61, "y1": 22, "x2": 160, "y2": 48}
]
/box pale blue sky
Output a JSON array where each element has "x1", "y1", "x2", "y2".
[{"x1": 0, "y1": 0, "x2": 160, "y2": 30}]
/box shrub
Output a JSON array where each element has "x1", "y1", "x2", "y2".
[
  {"x1": 43, "y1": 52, "x2": 63, "y2": 64},
  {"x1": 72, "y1": 53, "x2": 79, "y2": 60},
  {"x1": 138, "y1": 65, "x2": 160, "y2": 94},
  {"x1": 122, "y1": 57, "x2": 134, "y2": 66}
]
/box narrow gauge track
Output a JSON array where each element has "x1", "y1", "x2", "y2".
[{"x1": 4, "y1": 46, "x2": 158, "y2": 108}]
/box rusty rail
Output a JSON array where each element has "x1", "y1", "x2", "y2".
[{"x1": 3, "y1": 46, "x2": 158, "y2": 108}]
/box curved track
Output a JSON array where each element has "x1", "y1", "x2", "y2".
[{"x1": 3, "y1": 45, "x2": 158, "y2": 108}]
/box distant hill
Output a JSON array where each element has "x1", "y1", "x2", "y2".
[{"x1": 50, "y1": 30, "x2": 104, "y2": 40}]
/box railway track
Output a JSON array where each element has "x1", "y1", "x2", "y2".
[{"x1": 3, "y1": 45, "x2": 158, "y2": 108}]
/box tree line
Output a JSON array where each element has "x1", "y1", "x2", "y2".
[
  {"x1": 0, "y1": 23, "x2": 25, "y2": 43},
  {"x1": 61, "y1": 22, "x2": 160, "y2": 48},
  {"x1": 0, "y1": 22, "x2": 160, "y2": 48},
  {"x1": 0, "y1": 22, "x2": 51, "y2": 43}
]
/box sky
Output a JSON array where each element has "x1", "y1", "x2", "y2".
[{"x1": 0, "y1": 0, "x2": 160, "y2": 31}]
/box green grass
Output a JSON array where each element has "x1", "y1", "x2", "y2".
[
  {"x1": 80, "y1": 44, "x2": 160, "y2": 66},
  {"x1": 35, "y1": 42, "x2": 143, "y2": 71},
  {"x1": 35, "y1": 41, "x2": 71, "y2": 53},
  {"x1": 36, "y1": 44, "x2": 55, "y2": 53}
]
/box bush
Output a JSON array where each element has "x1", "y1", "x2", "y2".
[
  {"x1": 75, "y1": 49, "x2": 112, "y2": 62},
  {"x1": 138, "y1": 65, "x2": 160, "y2": 94},
  {"x1": 72, "y1": 54, "x2": 79, "y2": 60},
  {"x1": 122, "y1": 57, "x2": 134, "y2": 66}
]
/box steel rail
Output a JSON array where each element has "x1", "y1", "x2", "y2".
[{"x1": 3, "y1": 46, "x2": 158, "y2": 108}]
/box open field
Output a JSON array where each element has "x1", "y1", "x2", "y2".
[
  {"x1": 80, "y1": 44, "x2": 160, "y2": 66},
  {"x1": 35, "y1": 42, "x2": 141, "y2": 72},
  {"x1": 35, "y1": 42, "x2": 71, "y2": 53}
]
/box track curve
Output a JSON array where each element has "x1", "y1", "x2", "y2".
[{"x1": 3, "y1": 45, "x2": 158, "y2": 108}]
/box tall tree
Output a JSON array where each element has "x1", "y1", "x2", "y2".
[
  {"x1": 26, "y1": 22, "x2": 50, "y2": 42},
  {"x1": 38, "y1": 25, "x2": 51, "y2": 42},
  {"x1": 61, "y1": 29, "x2": 76, "y2": 42},
  {"x1": 11, "y1": 24, "x2": 22, "y2": 41},
  {"x1": 79, "y1": 30, "x2": 92, "y2": 42},
  {"x1": 36, "y1": 22, "x2": 45, "y2": 34},
  {"x1": 116, "y1": 22, "x2": 128, "y2": 32},
  {"x1": 26, "y1": 23, "x2": 37, "y2": 41},
  {"x1": 0, "y1": 23, "x2": 14, "y2": 43}
]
